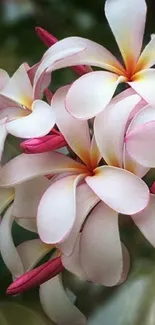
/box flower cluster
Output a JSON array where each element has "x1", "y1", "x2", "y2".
[{"x1": 1, "y1": 0, "x2": 155, "y2": 324}]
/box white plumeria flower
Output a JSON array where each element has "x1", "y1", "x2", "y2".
[
  {"x1": 0, "y1": 63, "x2": 55, "y2": 146},
  {"x1": 0, "y1": 86, "x2": 150, "y2": 288},
  {"x1": 33, "y1": 0, "x2": 155, "y2": 119}
]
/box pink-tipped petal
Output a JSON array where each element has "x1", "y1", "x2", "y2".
[
  {"x1": 20, "y1": 133, "x2": 66, "y2": 154},
  {"x1": 37, "y1": 174, "x2": 85, "y2": 244},
  {"x1": 6, "y1": 100, "x2": 56, "y2": 138},
  {"x1": 131, "y1": 194, "x2": 155, "y2": 247},
  {"x1": 0, "y1": 205, "x2": 24, "y2": 277},
  {"x1": 7, "y1": 257, "x2": 63, "y2": 295},
  {"x1": 127, "y1": 104, "x2": 155, "y2": 134},
  {"x1": 94, "y1": 93, "x2": 141, "y2": 167},
  {"x1": 58, "y1": 183, "x2": 99, "y2": 256},
  {"x1": 105, "y1": 0, "x2": 146, "y2": 73},
  {"x1": 0, "y1": 64, "x2": 33, "y2": 109},
  {"x1": 0, "y1": 69, "x2": 10, "y2": 91},
  {"x1": 40, "y1": 275, "x2": 86, "y2": 325},
  {"x1": 123, "y1": 147, "x2": 149, "y2": 178},
  {"x1": 62, "y1": 235, "x2": 86, "y2": 279},
  {"x1": 86, "y1": 166, "x2": 149, "y2": 214},
  {"x1": 0, "y1": 152, "x2": 87, "y2": 187},
  {"x1": 80, "y1": 201, "x2": 122, "y2": 286},
  {"x1": 13, "y1": 176, "x2": 50, "y2": 218},
  {"x1": 66, "y1": 71, "x2": 124, "y2": 119},
  {"x1": 129, "y1": 69, "x2": 155, "y2": 106},
  {"x1": 52, "y1": 85, "x2": 91, "y2": 165},
  {"x1": 126, "y1": 121, "x2": 155, "y2": 167}
]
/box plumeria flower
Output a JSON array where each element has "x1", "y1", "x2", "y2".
[
  {"x1": 0, "y1": 63, "x2": 55, "y2": 140},
  {"x1": 0, "y1": 87, "x2": 150, "y2": 287},
  {"x1": 33, "y1": 0, "x2": 155, "y2": 119},
  {"x1": 0, "y1": 175, "x2": 130, "y2": 325}
]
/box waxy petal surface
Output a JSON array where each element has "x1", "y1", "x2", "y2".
[
  {"x1": 94, "y1": 94, "x2": 140, "y2": 167},
  {"x1": 6, "y1": 100, "x2": 55, "y2": 138},
  {"x1": 0, "y1": 152, "x2": 87, "y2": 187},
  {"x1": 0, "y1": 64, "x2": 33, "y2": 109},
  {"x1": 80, "y1": 201, "x2": 122, "y2": 286},
  {"x1": 62, "y1": 235, "x2": 86, "y2": 279},
  {"x1": 129, "y1": 69, "x2": 155, "y2": 106},
  {"x1": 126, "y1": 121, "x2": 155, "y2": 167},
  {"x1": 66, "y1": 71, "x2": 124, "y2": 119},
  {"x1": 37, "y1": 174, "x2": 85, "y2": 244},
  {"x1": 105, "y1": 0, "x2": 146, "y2": 72},
  {"x1": 58, "y1": 183, "x2": 99, "y2": 256},
  {"x1": 52, "y1": 85, "x2": 91, "y2": 165},
  {"x1": 40, "y1": 275, "x2": 86, "y2": 325},
  {"x1": 86, "y1": 166, "x2": 149, "y2": 214},
  {"x1": 13, "y1": 176, "x2": 50, "y2": 218}
]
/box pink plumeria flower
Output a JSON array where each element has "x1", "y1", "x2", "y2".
[
  {"x1": 0, "y1": 63, "x2": 55, "y2": 139},
  {"x1": 33, "y1": 0, "x2": 155, "y2": 119},
  {"x1": 0, "y1": 86, "x2": 149, "y2": 287}
]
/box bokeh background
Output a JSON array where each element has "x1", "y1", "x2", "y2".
[{"x1": 1, "y1": 1, "x2": 155, "y2": 324}]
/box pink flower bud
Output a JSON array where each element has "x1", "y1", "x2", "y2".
[
  {"x1": 150, "y1": 181, "x2": 155, "y2": 194},
  {"x1": 35, "y1": 26, "x2": 87, "y2": 76},
  {"x1": 21, "y1": 129, "x2": 67, "y2": 154},
  {"x1": 7, "y1": 256, "x2": 64, "y2": 296}
]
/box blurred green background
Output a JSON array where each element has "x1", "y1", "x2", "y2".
[{"x1": 1, "y1": 1, "x2": 155, "y2": 324}]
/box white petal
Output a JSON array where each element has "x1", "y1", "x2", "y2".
[
  {"x1": 0, "y1": 63, "x2": 33, "y2": 109},
  {"x1": 37, "y1": 174, "x2": 84, "y2": 244},
  {"x1": 40, "y1": 275, "x2": 86, "y2": 325},
  {"x1": 13, "y1": 176, "x2": 50, "y2": 218},
  {"x1": 0, "y1": 205, "x2": 24, "y2": 277},
  {"x1": 86, "y1": 166, "x2": 149, "y2": 215},
  {"x1": 94, "y1": 93, "x2": 141, "y2": 167},
  {"x1": 58, "y1": 183, "x2": 99, "y2": 256},
  {"x1": 17, "y1": 239, "x2": 51, "y2": 272},
  {"x1": 6, "y1": 100, "x2": 56, "y2": 138},
  {"x1": 66, "y1": 71, "x2": 124, "y2": 119},
  {"x1": 105, "y1": 0, "x2": 146, "y2": 72},
  {"x1": 52, "y1": 85, "x2": 91, "y2": 165},
  {"x1": 80, "y1": 201, "x2": 122, "y2": 286},
  {"x1": 62, "y1": 235, "x2": 86, "y2": 279},
  {"x1": 0, "y1": 152, "x2": 87, "y2": 187}
]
